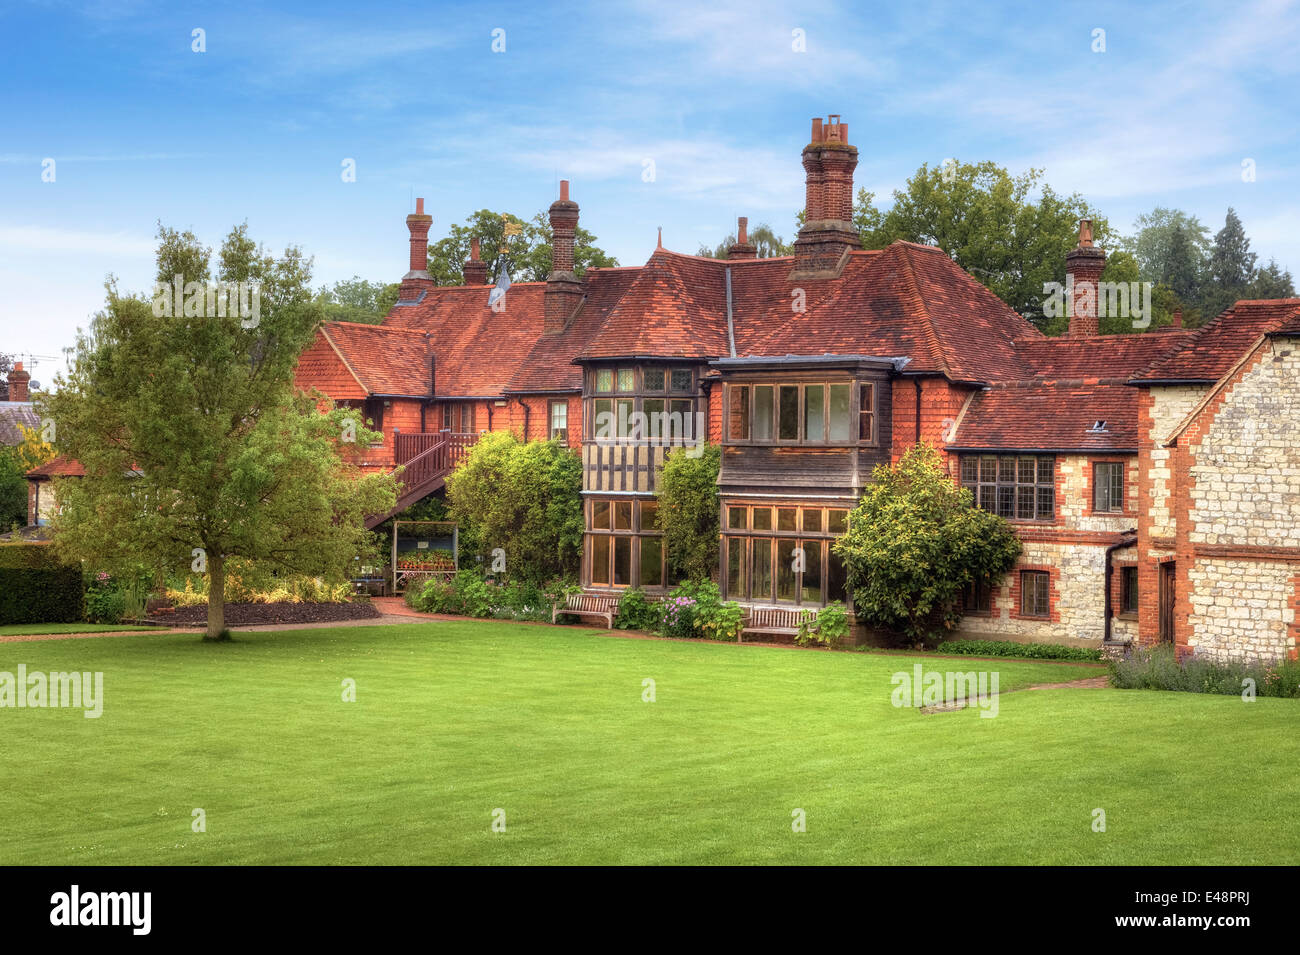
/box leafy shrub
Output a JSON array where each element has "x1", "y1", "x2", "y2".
[
  {"x1": 494, "y1": 578, "x2": 548, "y2": 621},
  {"x1": 658, "y1": 593, "x2": 698, "y2": 638},
  {"x1": 938, "y1": 639, "x2": 1103, "y2": 662},
  {"x1": 407, "y1": 568, "x2": 496, "y2": 618},
  {"x1": 834, "y1": 444, "x2": 1021, "y2": 647},
  {"x1": 614, "y1": 588, "x2": 660, "y2": 631},
  {"x1": 84, "y1": 572, "x2": 126, "y2": 624},
  {"x1": 655, "y1": 444, "x2": 721, "y2": 582},
  {"x1": 797, "y1": 601, "x2": 850, "y2": 648},
  {"x1": 1109, "y1": 644, "x2": 1300, "y2": 697},
  {"x1": 0, "y1": 543, "x2": 83, "y2": 624},
  {"x1": 165, "y1": 563, "x2": 353, "y2": 606},
  {"x1": 697, "y1": 599, "x2": 745, "y2": 642}
]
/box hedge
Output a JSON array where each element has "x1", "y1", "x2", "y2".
[
  {"x1": 936, "y1": 639, "x2": 1104, "y2": 662},
  {"x1": 0, "y1": 543, "x2": 84, "y2": 625}
]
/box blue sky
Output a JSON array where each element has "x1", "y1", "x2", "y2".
[{"x1": 2, "y1": 0, "x2": 1298, "y2": 382}]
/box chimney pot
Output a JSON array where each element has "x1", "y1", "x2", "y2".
[
  {"x1": 416, "y1": 197, "x2": 424, "y2": 215},
  {"x1": 463, "y1": 236, "x2": 488, "y2": 286},
  {"x1": 559, "y1": 179, "x2": 569, "y2": 201},
  {"x1": 737, "y1": 217, "x2": 748, "y2": 244},
  {"x1": 1172, "y1": 307, "x2": 1184, "y2": 329}
]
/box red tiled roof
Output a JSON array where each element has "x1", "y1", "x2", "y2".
[
  {"x1": 950, "y1": 380, "x2": 1139, "y2": 452},
  {"x1": 507, "y1": 267, "x2": 643, "y2": 392},
  {"x1": 26, "y1": 455, "x2": 85, "y2": 478},
  {"x1": 384, "y1": 284, "x2": 548, "y2": 395},
  {"x1": 730, "y1": 243, "x2": 1041, "y2": 382},
  {"x1": 318, "y1": 322, "x2": 431, "y2": 396},
  {"x1": 1132, "y1": 299, "x2": 1300, "y2": 383},
  {"x1": 1016, "y1": 332, "x2": 1194, "y2": 382}
]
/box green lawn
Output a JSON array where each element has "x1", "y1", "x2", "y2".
[
  {"x1": 0, "y1": 622, "x2": 162, "y2": 636},
  {"x1": 1, "y1": 622, "x2": 1296, "y2": 865}
]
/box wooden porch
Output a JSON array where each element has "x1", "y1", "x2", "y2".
[{"x1": 364, "y1": 430, "x2": 478, "y2": 529}]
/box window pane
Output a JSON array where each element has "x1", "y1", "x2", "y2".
[
  {"x1": 779, "y1": 385, "x2": 800, "y2": 440},
  {"x1": 804, "y1": 385, "x2": 825, "y2": 443},
  {"x1": 752, "y1": 507, "x2": 773, "y2": 531},
  {"x1": 591, "y1": 536, "x2": 611, "y2": 584},
  {"x1": 615, "y1": 398, "x2": 634, "y2": 437},
  {"x1": 614, "y1": 501, "x2": 633, "y2": 530},
  {"x1": 442, "y1": 404, "x2": 453, "y2": 430},
  {"x1": 960, "y1": 457, "x2": 978, "y2": 484},
  {"x1": 728, "y1": 506, "x2": 747, "y2": 530},
  {"x1": 1037, "y1": 486, "x2": 1054, "y2": 521},
  {"x1": 777, "y1": 508, "x2": 798, "y2": 532},
  {"x1": 640, "y1": 536, "x2": 663, "y2": 588},
  {"x1": 596, "y1": 369, "x2": 613, "y2": 392},
  {"x1": 1018, "y1": 457, "x2": 1035, "y2": 485},
  {"x1": 728, "y1": 385, "x2": 750, "y2": 441},
  {"x1": 829, "y1": 384, "x2": 852, "y2": 441},
  {"x1": 752, "y1": 539, "x2": 773, "y2": 601},
  {"x1": 592, "y1": 500, "x2": 610, "y2": 530},
  {"x1": 827, "y1": 510, "x2": 848, "y2": 534},
  {"x1": 859, "y1": 383, "x2": 875, "y2": 441},
  {"x1": 998, "y1": 457, "x2": 1016, "y2": 483},
  {"x1": 668, "y1": 399, "x2": 694, "y2": 441},
  {"x1": 828, "y1": 550, "x2": 848, "y2": 602},
  {"x1": 1016, "y1": 486, "x2": 1035, "y2": 520},
  {"x1": 997, "y1": 485, "x2": 1014, "y2": 518},
  {"x1": 643, "y1": 367, "x2": 665, "y2": 391},
  {"x1": 1122, "y1": 566, "x2": 1138, "y2": 613},
  {"x1": 801, "y1": 541, "x2": 822, "y2": 604},
  {"x1": 753, "y1": 385, "x2": 774, "y2": 441},
  {"x1": 593, "y1": 398, "x2": 613, "y2": 439},
  {"x1": 640, "y1": 499, "x2": 659, "y2": 530},
  {"x1": 1038, "y1": 457, "x2": 1054, "y2": 485},
  {"x1": 776, "y1": 539, "x2": 797, "y2": 601},
  {"x1": 726, "y1": 538, "x2": 745, "y2": 598},
  {"x1": 670, "y1": 369, "x2": 692, "y2": 392},
  {"x1": 802, "y1": 508, "x2": 822, "y2": 533},
  {"x1": 643, "y1": 398, "x2": 664, "y2": 439},
  {"x1": 550, "y1": 401, "x2": 567, "y2": 435},
  {"x1": 980, "y1": 486, "x2": 996, "y2": 512},
  {"x1": 980, "y1": 455, "x2": 997, "y2": 482},
  {"x1": 616, "y1": 368, "x2": 635, "y2": 392},
  {"x1": 1111, "y1": 464, "x2": 1125, "y2": 510},
  {"x1": 613, "y1": 537, "x2": 632, "y2": 586}
]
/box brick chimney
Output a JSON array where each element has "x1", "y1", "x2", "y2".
[
  {"x1": 463, "y1": 237, "x2": 488, "y2": 286},
  {"x1": 400, "y1": 197, "x2": 434, "y2": 300},
  {"x1": 792, "y1": 115, "x2": 859, "y2": 277},
  {"x1": 545, "y1": 179, "x2": 583, "y2": 335},
  {"x1": 7, "y1": 361, "x2": 30, "y2": 402},
  {"x1": 728, "y1": 216, "x2": 757, "y2": 259},
  {"x1": 1066, "y1": 218, "x2": 1106, "y2": 337},
  {"x1": 1171, "y1": 307, "x2": 1183, "y2": 329}
]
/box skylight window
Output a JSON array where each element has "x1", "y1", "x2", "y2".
[{"x1": 1088, "y1": 420, "x2": 1108, "y2": 433}]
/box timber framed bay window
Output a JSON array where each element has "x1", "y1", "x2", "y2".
[
  {"x1": 724, "y1": 380, "x2": 875, "y2": 445},
  {"x1": 587, "y1": 497, "x2": 667, "y2": 589},
  {"x1": 959, "y1": 454, "x2": 1055, "y2": 522},
  {"x1": 587, "y1": 365, "x2": 698, "y2": 443},
  {"x1": 722, "y1": 503, "x2": 850, "y2": 606}
]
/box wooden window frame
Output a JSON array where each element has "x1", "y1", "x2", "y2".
[
  {"x1": 723, "y1": 379, "x2": 875, "y2": 448},
  {"x1": 960, "y1": 454, "x2": 1055, "y2": 522},
  {"x1": 719, "y1": 502, "x2": 851, "y2": 607},
  {"x1": 586, "y1": 497, "x2": 667, "y2": 591},
  {"x1": 1019, "y1": 570, "x2": 1051, "y2": 618},
  {"x1": 1120, "y1": 565, "x2": 1139, "y2": 616},
  {"x1": 1093, "y1": 461, "x2": 1125, "y2": 514},
  {"x1": 548, "y1": 399, "x2": 568, "y2": 442}
]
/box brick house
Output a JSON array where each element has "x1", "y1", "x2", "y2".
[{"x1": 288, "y1": 113, "x2": 1298, "y2": 662}]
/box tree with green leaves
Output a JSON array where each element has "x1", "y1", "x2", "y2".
[
  {"x1": 833, "y1": 444, "x2": 1021, "y2": 647},
  {"x1": 1203, "y1": 208, "x2": 1257, "y2": 320},
  {"x1": 1247, "y1": 259, "x2": 1297, "y2": 300},
  {"x1": 654, "y1": 443, "x2": 720, "y2": 582},
  {"x1": 697, "y1": 222, "x2": 793, "y2": 259},
  {"x1": 444, "y1": 431, "x2": 583, "y2": 583},
  {"x1": 1130, "y1": 207, "x2": 1211, "y2": 290},
  {"x1": 43, "y1": 223, "x2": 397, "y2": 640},
  {"x1": 315, "y1": 276, "x2": 400, "y2": 324},
  {"x1": 426, "y1": 209, "x2": 617, "y2": 285},
  {"x1": 851, "y1": 162, "x2": 1113, "y2": 328}
]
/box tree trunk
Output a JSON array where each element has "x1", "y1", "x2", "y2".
[{"x1": 205, "y1": 551, "x2": 229, "y2": 641}]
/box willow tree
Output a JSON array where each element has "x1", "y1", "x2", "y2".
[{"x1": 45, "y1": 223, "x2": 396, "y2": 640}]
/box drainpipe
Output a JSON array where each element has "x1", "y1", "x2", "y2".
[
  {"x1": 914, "y1": 379, "x2": 922, "y2": 444},
  {"x1": 1104, "y1": 531, "x2": 1138, "y2": 644}
]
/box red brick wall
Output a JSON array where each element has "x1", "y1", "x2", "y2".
[{"x1": 889, "y1": 378, "x2": 969, "y2": 464}]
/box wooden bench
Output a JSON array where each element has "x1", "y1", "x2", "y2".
[
  {"x1": 553, "y1": 592, "x2": 621, "y2": 629},
  {"x1": 742, "y1": 606, "x2": 817, "y2": 643}
]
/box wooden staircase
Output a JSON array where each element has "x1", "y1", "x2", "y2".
[{"x1": 364, "y1": 431, "x2": 477, "y2": 530}]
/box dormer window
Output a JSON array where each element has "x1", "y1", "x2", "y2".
[{"x1": 1088, "y1": 420, "x2": 1108, "y2": 433}]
